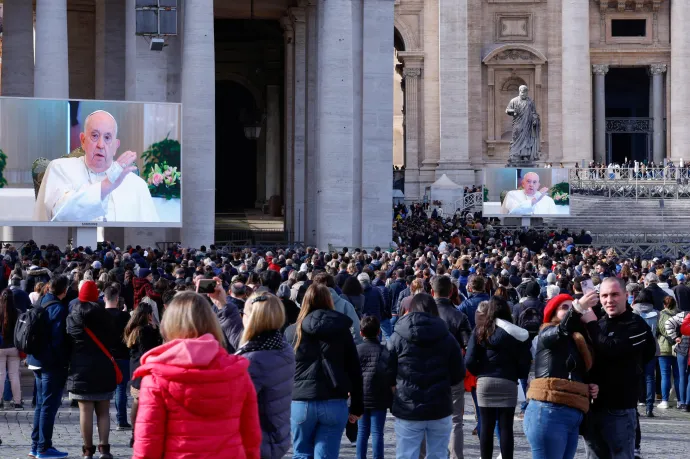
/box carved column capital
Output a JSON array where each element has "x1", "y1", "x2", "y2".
[
  {"x1": 403, "y1": 67, "x2": 422, "y2": 79},
  {"x1": 592, "y1": 64, "x2": 609, "y2": 76},
  {"x1": 280, "y1": 15, "x2": 294, "y2": 43},
  {"x1": 289, "y1": 7, "x2": 306, "y2": 23},
  {"x1": 649, "y1": 63, "x2": 667, "y2": 75}
]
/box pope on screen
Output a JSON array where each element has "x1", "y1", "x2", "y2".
[
  {"x1": 33, "y1": 110, "x2": 159, "y2": 222},
  {"x1": 500, "y1": 171, "x2": 558, "y2": 215}
]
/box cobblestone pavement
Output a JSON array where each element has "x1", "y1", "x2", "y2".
[{"x1": 1, "y1": 393, "x2": 689, "y2": 458}]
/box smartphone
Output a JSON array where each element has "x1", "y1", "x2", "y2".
[
  {"x1": 197, "y1": 279, "x2": 217, "y2": 294},
  {"x1": 581, "y1": 279, "x2": 595, "y2": 295}
]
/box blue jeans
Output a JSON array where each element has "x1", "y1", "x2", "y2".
[
  {"x1": 3, "y1": 374, "x2": 11, "y2": 402},
  {"x1": 356, "y1": 409, "x2": 386, "y2": 459},
  {"x1": 291, "y1": 399, "x2": 349, "y2": 458},
  {"x1": 523, "y1": 400, "x2": 583, "y2": 459},
  {"x1": 31, "y1": 369, "x2": 67, "y2": 453},
  {"x1": 394, "y1": 416, "x2": 452, "y2": 459},
  {"x1": 113, "y1": 359, "x2": 131, "y2": 425},
  {"x1": 659, "y1": 355, "x2": 680, "y2": 402},
  {"x1": 519, "y1": 378, "x2": 529, "y2": 412},
  {"x1": 643, "y1": 357, "x2": 657, "y2": 411},
  {"x1": 678, "y1": 354, "x2": 690, "y2": 405},
  {"x1": 583, "y1": 408, "x2": 636, "y2": 459},
  {"x1": 379, "y1": 319, "x2": 392, "y2": 343}
]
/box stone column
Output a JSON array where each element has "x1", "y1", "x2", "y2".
[
  {"x1": 34, "y1": 0, "x2": 69, "y2": 98},
  {"x1": 265, "y1": 85, "x2": 281, "y2": 200},
  {"x1": 650, "y1": 64, "x2": 667, "y2": 165},
  {"x1": 361, "y1": 0, "x2": 394, "y2": 248},
  {"x1": 1, "y1": 0, "x2": 34, "y2": 97},
  {"x1": 671, "y1": 0, "x2": 689, "y2": 162},
  {"x1": 95, "y1": 0, "x2": 126, "y2": 100},
  {"x1": 436, "y1": 0, "x2": 470, "y2": 181},
  {"x1": 401, "y1": 62, "x2": 422, "y2": 201},
  {"x1": 315, "y1": 0, "x2": 355, "y2": 249},
  {"x1": 304, "y1": 0, "x2": 318, "y2": 245},
  {"x1": 281, "y1": 16, "x2": 294, "y2": 231},
  {"x1": 592, "y1": 64, "x2": 608, "y2": 165},
  {"x1": 291, "y1": 6, "x2": 307, "y2": 242},
  {"x1": 562, "y1": 0, "x2": 592, "y2": 163},
  {"x1": 181, "y1": 0, "x2": 215, "y2": 248},
  {"x1": 125, "y1": 0, "x2": 168, "y2": 101},
  {"x1": 1, "y1": 0, "x2": 35, "y2": 243},
  {"x1": 421, "y1": 0, "x2": 440, "y2": 178}
]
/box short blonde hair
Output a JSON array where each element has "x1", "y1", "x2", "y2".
[
  {"x1": 160, "y1": 291, "x2": 225, "y2": 345},
  {"x1": 241, "y1": 292, "x2": 286, "y2": 345}
]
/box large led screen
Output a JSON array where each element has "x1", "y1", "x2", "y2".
[
  {"x1": 482, "y1": 168, "x2": 570, "y2": 217},
  {"x1": 0, "y1": 97, "x2": 181, "y2": 227}
]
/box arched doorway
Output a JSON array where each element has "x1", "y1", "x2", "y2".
[{"x1": 215, "y1": 81, "x2": 258, "y2": 212}]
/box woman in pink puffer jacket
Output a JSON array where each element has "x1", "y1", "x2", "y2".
[{"x1": 132, "y1": 291, "x2": 261, "y2": 459}]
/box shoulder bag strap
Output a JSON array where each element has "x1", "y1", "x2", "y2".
[{"x1": 85, "y1": 327, "x2": 123, "y2": 384}]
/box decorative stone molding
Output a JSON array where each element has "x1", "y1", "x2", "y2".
[
  {"x1": 495, "y1": 13, "x2": 533, "y2": 43},
  {"x1": 403, "y1": 67, "x2": 421, "y2": 78},
  {"x1": 649, "y1": 63, "x2": 667, "y2": 75},
  {"x1": 592, "y1": 64, "x2": 610, "y2": 75},
  {"x1": 594, "y1": 0, "x2": 666, "y2": 12},
  {"x1": 280, "y1": 16, "x2": 294, "y2": 43},
  {"x1": 482, "y1": 44, "x2": 547, "y2": 65}
]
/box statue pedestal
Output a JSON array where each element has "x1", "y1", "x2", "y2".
[{"x1": 506, "y1": 159, "x2": 539, "y2": 168}]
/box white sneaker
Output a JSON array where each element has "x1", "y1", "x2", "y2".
[
  {"x1": 637, "y1": 402, "x2": 644, "y2": 406},
  {"x1": 657, "y1": 401, "x2": 669, "y2": 409},
  {"x1": 677, "y1": 401, "x2": 682, "y2": 409},
  {"x1": 634, "y1": 447, "x2": 643, "y2": 459},
  {"x1": 496, "y1": 455, "x2": 502, "y2": 459}
]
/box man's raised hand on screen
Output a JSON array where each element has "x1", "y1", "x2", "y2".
[{"x1": 101, "y1": 151, "x2": 138, "y2": 200}]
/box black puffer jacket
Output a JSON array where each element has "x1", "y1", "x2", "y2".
[
  {"x1": 387, "y1": 312, "x2": 464, "y2": 421},
  {"x1": 357, "y1": 338, "x2": 393, "y2": 411},
  {"x1": 285, "y1": 309, "x2": 364, "y2": 416},
  {"x1": 465, "y1": 318, "x2": 532, "y2": 382},
  {"x1": 66, "y1": 301, "x2": 117, "y2": 395},
  {"x1": 129, "y1": 325, "x2": 162, "y2": 390},
  {"x1": 534, "y1": 308, "x2": 589, "y2": 383}
]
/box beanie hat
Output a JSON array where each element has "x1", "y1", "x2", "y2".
[
  {"x1": 525, "y1": 281, "x2": 541, "y2": 298},
  {"x1": 79, "y1": 280, "x2": 99, "y2": 303},
  {"x1": 138, "y1": 268, "x2": 152, "y2": 279},
  {"x1": 546, "y1": 273, "x2": 557, "y2": 284},
  {"x1": 543, "y1": 294, "x2": 574, "y2": 324}
]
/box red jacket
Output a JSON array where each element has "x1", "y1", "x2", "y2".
[
  {"x1": 132, "y1": 334, "x2": 261, "y2": 459},
  {"x1": 133, "y1": 277, "x2": 161, "y2": 309}
]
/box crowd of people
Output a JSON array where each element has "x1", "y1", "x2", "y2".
[
  {"x1": 0, "y1": 208, "x2": 688, "y2": 458},
  {"x1": 580, "y1": 159, "x2": 687, "y2": 180}
]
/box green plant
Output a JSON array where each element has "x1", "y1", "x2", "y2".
[
  {"x1": 550, "y1": 181, "x2": 570, "y2": 205},
  {"x1": 0, "y1": 149, "x2": 7, "y2": 188},
  {"x1": 141, "y1": 137, "x2": 181, "y2": 199}
]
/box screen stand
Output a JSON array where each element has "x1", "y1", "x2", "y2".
[
  {"x1": 75, "y1": 227, "x2": 98, "y2": 249},
  {"x1": 521, "y1": 217, "x2": 531, "y2": 228}
]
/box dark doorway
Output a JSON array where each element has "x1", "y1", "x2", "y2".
[
  {"x1": 215, "y1": 81, "x2": 258, "y2": 212},
  {"x1": 605, "y1": 67, "x2": 650, "y2": 164}
]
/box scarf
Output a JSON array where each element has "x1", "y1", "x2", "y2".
[{"x1": 235, "y1": 330, "x2": 284, "y2": 356}]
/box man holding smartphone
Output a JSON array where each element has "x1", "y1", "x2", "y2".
[{"x1": 197, "y1": 277, "x2": 243, "y2": 353}]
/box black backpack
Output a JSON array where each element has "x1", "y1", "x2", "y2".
[
  {"x1": 518, "y1": 306, "x2": 543, "y2": 339},
  {"x1": 14, "y1": 301, "x2": 60, "y2": 355}
]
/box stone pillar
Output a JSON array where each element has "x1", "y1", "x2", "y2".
[
  {"x1": 304, "y1": 0, "x2": 318, "y2": 245},
  {"x1": 95, "y1": 0, "x2": 126, "y2": 100},
  {"x1": 361, "y1": 0, "x2": 394, "y2": 248},
  {"x1": 436, "y1": 0, "x2": 470, "y2": 181},
  {"x1": 592, "y1": 64, "x2": 608, "y2": 165},
  {"x1": 1, "y1": 0, "x2": 34, "y2": 97},
  {"x1": 650, "y1": 64, "x2": 667, "y2": 164},
  {"x1": 671, "y1": 0, "x2": 690, "y2": 162},
  {"x1": 291, "y1": 6, "x2": 307, "y2": 242},
  {"x1": 125, "y1": 0, "x2": 167, "y2": 101},
  {"x1": 281, "y1": 16, "x2": 295, "y2": 232},
  {"x1": 316, "y1": 0, "x2": 355, "y2": 249},
  {"x1": 35, "y1": 0, "x2": 69, "y2": 98},
  {"x1": 399, "y1": 53, "x2": 424, "y2": 201},
  {"x1": 562, "y1": 0, "x2": 592, "y2": 163},
  {"x1": 181, "y1": 0, "x2": 215, "y2": 248},
  {"x1": 265, "y1": 86, "x2": 281, "y2": 200},
  {"x1": 421, "y1": 0, "x2": 440, "y2": 178},
  {"x1": 1, "y1": 0, "x2": 35, "y2": 242}
]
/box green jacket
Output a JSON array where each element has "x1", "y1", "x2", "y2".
[{"x1": 658, "y1": 307, "x2": 679, "y2": 356}]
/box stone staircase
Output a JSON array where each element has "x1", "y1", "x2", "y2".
[{"x1": 542, "y1": 196, "x2": 690, "y2": 236}]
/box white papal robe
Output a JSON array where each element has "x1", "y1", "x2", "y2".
[
  {"x1": 33, "y1": 156, "x2": 159, "y2": 222},
  {"x1": 501, "y1": 189, "x2": 557, "y2": 215}
]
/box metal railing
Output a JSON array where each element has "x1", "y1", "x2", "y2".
[
  {"x1": 576, "y1": 242, "x2": 690, "y2": 259},
  {"x1": 570, "y1": 168, "x2": 690, "y2": 199},
  {"x1": 455, "y1": 192, "x2": 483, "y2": 213},
  {"x1": 570, "y1": 167, "x2": 690, "y2": 182}
]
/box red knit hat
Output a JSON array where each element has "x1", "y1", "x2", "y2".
[
  {"x1": 79, "y1": 280, "x2": 99, "y2": 303},
  {"x1": 543, "y1": 294, "x2": 574, "y2": 323}
]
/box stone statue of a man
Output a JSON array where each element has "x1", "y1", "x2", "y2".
[{"x1": 506, "y1": 85, "x2": 541, "y2": 164}]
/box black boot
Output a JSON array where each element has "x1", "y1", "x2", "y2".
[
  {"x1": 98, "y1": 443, "x2": 113, "y2": 459},
  {"x1": 82, "y1": 445, "x2": 96, "y2": 459}
]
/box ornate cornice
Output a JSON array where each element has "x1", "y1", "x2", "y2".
[
  {"x1": 592, "y1": 64, "x2": 610, "y2": 75},
  {"x1": 594, "y1": 0, "x2": 666, "y2": 12},
  {"x1": 403, "y1": 67, "x2": 421, "y2": 79}
]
